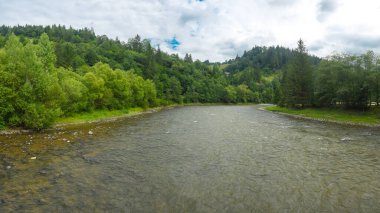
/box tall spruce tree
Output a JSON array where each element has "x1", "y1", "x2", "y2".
[{"x1": 282, "y1": 39, "x2": 313, "y2": 108}]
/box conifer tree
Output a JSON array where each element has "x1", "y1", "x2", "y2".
[{"x1": 282, "y1": 39, "x2": 313, "y2": 108}]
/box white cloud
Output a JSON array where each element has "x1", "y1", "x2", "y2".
[{"x1": 0, "y1": 0, "x2": 380, "y2": 61}]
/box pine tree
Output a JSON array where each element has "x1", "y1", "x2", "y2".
[{"x1": 282, "y1": 39, "x2": 313, "y2": 108}]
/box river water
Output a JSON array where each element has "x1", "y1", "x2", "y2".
[{"x1": 0, "y1": 105, "x2": 379, "y2": 212}]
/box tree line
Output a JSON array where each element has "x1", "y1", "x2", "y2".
[
  {"x1": 280, "y1": 39, "x2": 380, "y2": 110},
  {"x1": 0, "y1": 34, "x2": 157, "y2": 129},
  {"x1": 0, "y1": 25, "x2": 233, "y2": 105},
  {"x1": 0, "y1": 25, "x2": 379, "y2": 129},
  {"x1": 0, "y1": 25, "x2": 264, "y2": 129},
  {"x1": 222, "y1": 45, "x2": 320, "y2": 104}
]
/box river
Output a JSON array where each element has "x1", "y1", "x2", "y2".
[{"x1": 0, "y1": 105, "x2": 379, "y2": 212}]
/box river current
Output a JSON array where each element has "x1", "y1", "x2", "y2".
[{"x1": 0, "y1": 105, "x2": 379, "y2": 212}]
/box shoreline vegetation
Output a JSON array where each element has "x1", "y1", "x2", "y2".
[
  {"x1": 265, "y1": 106, "x2": 380, "y2": 127},
  {"x1": 54, "y1": 107, "x2": 146, "y2": 125},
  {"x1": 0, "y1": 103, "x2": 258, "y2": 134},
  {"x1": 0, "y1": 26, "x2": 281, "y2": 130},
  {"x1": 0, "y1": 106, "x2": 168, "y2": 135}
]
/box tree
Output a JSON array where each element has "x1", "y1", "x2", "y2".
[
  {"x1": 0, "y1": 34, "x2": 63, "y2": 129},
  {"x1": 224, "y1": 85, "x2": 237, "y2": 103},
  {"x1": 57, "y1": 67, "x2": 89, "y2": 114},
  {"x1": 371, "y1": 56, "x2": 380, "y2": 105},
  {"x1": 282, "y1": 39, "x2": 313, "y2": 108},
  {"x1": 184, "y1": 53, "x2": 193, "y2": 63},
  {"x1": 314, "y1": 53, "x2": 375, "y2": 110},
  {"x1": 314, "y1": 59, "x2": 341, "y2": 107},
  {"x1": 127, "y1": 34, "x2": 142, "y2": 52},
  {"x1": 236, "y1": 84, "x2": 252, "y2": 103}
]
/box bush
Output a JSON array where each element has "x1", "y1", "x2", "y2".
[
  {"x1": 0, "y1": 118, "x2": 5, "y2": 130},
  {"x1": 22, "y1": 104, "x2": 61, "y2": 130}
]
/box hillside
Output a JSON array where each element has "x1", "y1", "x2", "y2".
[
  {"x1": 1, "y1": 25, "x2": 378, "y2": 129},
  {"x1": 0, "y1": 25, "x2": 283, "y2": 129}
]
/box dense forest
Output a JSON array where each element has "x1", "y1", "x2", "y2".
[
  {"x1": 281, "y1": 39, "x2": 380, "y2": 110},
  {"x1": 0, "y1": 25, "x2": 379, "y2": 129},
  {"x1": 223, "y1": 45, "x2": 320, "y2": 103}
]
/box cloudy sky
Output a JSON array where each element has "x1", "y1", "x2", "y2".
[{"x1": 1, "y1": 0, "x2": 380, "y2": 62}]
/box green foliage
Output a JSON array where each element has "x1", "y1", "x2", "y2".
[
  {"x1": 224, "y1": 84, "x2": 261, "y2": 103},
  {"x1": 0, "y1": 34, "x2": 63, "y2": 129},
  {"x1": 314, "y1": 52, "x2": 379, "y2": 110},
  {"x1": 23, "y1": 103, "x2": 61, "y2": 129},
  {"x1": 224, "y1": 85, "x2": 237, "y2": 103},
  {"x1": 0, "y1": 120, "x2": 5, "y2": 130},
  {"x1": 57, "y1": 67, "x2": 89, "y2": 114},
  {"x1": 281, "y1": 39, "x2": 313, "y2": 108},
  {"x1": 1, "y1": 25, "x2": 379, "y2": 129},
  {"x1": 0, "y1": 31, "x2": 160, "y2": 129},
  {"x1": 224, "y1": 45, "x2": 320, "y2": 75},
  {"x1": 55, "y1": 108, "x2": 144, "y2": 124},
  {"x1": 37, "y1": 33, "x2": 57, "y2": 71},
  {"x1": 0, "y1": 25, "x2": 233, "y2": 106},
  {"x1": 224, "y1": 48, "x2": 289, "y2": 105}
]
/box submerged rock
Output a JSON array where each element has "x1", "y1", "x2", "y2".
[
  {"x1": 340, "y1": 137, "x2": 353, "y2": 141},
  {"x1": 39, "y1": 170, "x2": 48, "y2": 175}
]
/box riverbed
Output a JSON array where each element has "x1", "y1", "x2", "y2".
[{"x1": 1, "y1": 105, "x2": 379, "y2": 212}]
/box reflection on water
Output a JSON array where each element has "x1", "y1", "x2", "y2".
[{"x1": 1, "y1": 105, "x2": 379, "y2": 212}]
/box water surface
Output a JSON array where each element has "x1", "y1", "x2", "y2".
[{"x1": 1, "y1": 105, "x2": 379, "y2": 212}]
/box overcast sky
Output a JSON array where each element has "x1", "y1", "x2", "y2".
[{"x1": 1, "y1": 0, "x2": 380, "y2": 62}]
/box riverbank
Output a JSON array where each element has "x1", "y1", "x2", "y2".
[
  {"x1": 0, "y1": 106, "x2": 175, "y2": 135},
  {"x1": 55, "y1": 107, "x2": 146, "y2": 126},
  {"x1": 1, "y1": 103, "x2": 257, "y2": 135},
  {"x1": 265, "y1": 105, "x2": 380, "y2": 127}
]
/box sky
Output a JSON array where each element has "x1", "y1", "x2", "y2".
[{"x1": 1, "y1": 0, "x2": 380, "y2": 62}]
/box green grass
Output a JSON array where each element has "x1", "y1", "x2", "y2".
[
  {"x1": 55, "y1": 107, "x2": 144, "y2": 124},
  {"x1": 219, "y1": 64, "x2": 229, "y2": 70},
  {"x1": 265, "y1": 106, "x2": 380, "y2": 125},
  {"x1": 262, "y1": 75, "x2": 275, "y2": 82}
]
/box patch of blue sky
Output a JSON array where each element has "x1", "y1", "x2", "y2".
[{"x1": 165, "y1": 37, "x2": 181, "y2": 50}]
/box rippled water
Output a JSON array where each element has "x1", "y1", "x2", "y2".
[{"x1": 1, "y1": 105, "x2": 379, "y2": 212}]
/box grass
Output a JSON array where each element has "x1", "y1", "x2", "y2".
[
  {"x1": 262, "y1": 75, "x2": 275, "y2": 82},
  {"x1": 219, "y1": 64, "x2": 229, "y2": 70},
  {"x1": 55, "y1": 107, "x2": 144, "y2": 124},
  {"x1": 265, "y1": 106, "x2": 380, "y2": 125}
]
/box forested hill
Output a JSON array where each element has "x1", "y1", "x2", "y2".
[
  {"x1": 1, "y1": 25, "x2": 378, "y2": 130},
  {"x1": 0, "y1": 25, "x2": 290, "y2": 108},
  {"x1": 0, "y1": 25, "x2": 230, "y2": 105},
  {"x1": 0, "y1": 25, "x2": 285, "y2": 129},
  {"x1": 223, "y1": 46, "x2": 321, "y2": 75}
]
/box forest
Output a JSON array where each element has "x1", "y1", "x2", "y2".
[
  {"x1": 281, "y1": 39, "x2": 380, "y2": 110},
  {"x1": 0, "y1": 25, "x2": 379, "y2": 129}
]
